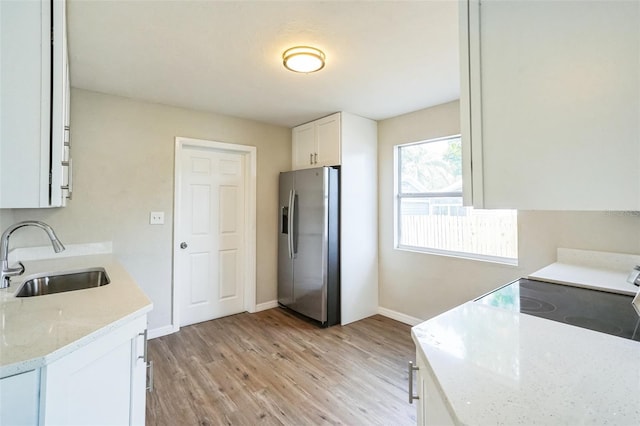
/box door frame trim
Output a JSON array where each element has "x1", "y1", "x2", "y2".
[{"x1": 172, "y1": 137, "x2": 257, "y2": 333}]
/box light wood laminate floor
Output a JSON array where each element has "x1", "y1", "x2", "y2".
[{"x1": 146, "y1": 308, "x2": 417, "y2": 425}]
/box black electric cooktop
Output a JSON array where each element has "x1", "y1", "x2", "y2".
[{"x1": 476, "y1": 278, "x2": 640, "y2": 341}]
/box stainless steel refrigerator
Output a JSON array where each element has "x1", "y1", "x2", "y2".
[{"x1": 278, "y1": 166, "x2": 340, "y2": 327}]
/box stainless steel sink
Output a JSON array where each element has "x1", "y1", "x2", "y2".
[{"x1": 15, "y1": 267, "x2": 110, "y2": 297}]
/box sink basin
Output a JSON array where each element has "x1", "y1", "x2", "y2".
[{"x1": 15, "y1": 268, "x2": 110, "y2": 297}]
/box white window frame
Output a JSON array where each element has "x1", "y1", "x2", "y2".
[{"x1": 394, "y1": 135, "x2": 518, "y2": 265}]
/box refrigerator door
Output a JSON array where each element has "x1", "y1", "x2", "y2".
[
  {"x1": 290, "y1": 167, "x2": 328, "y2": 323},
  {"x1": 277, "y1": 171, "x2": 294, "y2": 306}
]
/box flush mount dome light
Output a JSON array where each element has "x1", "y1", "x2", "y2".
[{"x1": 282, "y1": 46, "x2": 325, "y2": 73}]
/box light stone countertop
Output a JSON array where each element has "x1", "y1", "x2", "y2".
[
  {"x1": 528, "y1": 263, "x2": 639, "y2": 296},
  {"x1": 412, "y1": 301, "x2": 640, "y2": 425},
  {"x1": 528, "y1": 248, "x2": 640, "y2": 296},
  {"x1": 0, "y1": 254, "x2": 152, "y2": 378}
]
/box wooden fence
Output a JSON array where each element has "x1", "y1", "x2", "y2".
[{"x1": 400, "y1": 212, "x2": 517, "y2": 259}]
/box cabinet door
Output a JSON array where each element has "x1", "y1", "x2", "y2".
[
  {"x1": 0, "y1": 0, "x2": 51, "y2": 208},
  {"x1": 0, "y1": 370, "x2": 40, "y2": 425},
  {"x1": 315, "y1": 113, "x2": 341, "y2": 167},
  {"x1": 130, "y1": 330, "x2": 148, "y2": 426},
  {"x1": 0, "y1": 0, "x2": 70, "y2": 208},
  {"x1": 292, "y1": 123, "x2": 316, "y2": 170},
  {"x1": 43, "y1": 340, "x2": 133, "y2": 425},
  {"x1": 41, "y1": 315, "x2": 147, "y2": 426},
  {"x1": 51, "y1": 0, "x2": 70, "y2": 207},
  {"x1": 416, "y1": 353, "x2": 454, "y2": 426},
  {"x1": 462, "y1": 0, "x2": 640, "y2": 210},
  {"x1": 415, "y1": 358, "x2": 427, "y2": 426},
  {"x1": 60, "y1": 61, "x2": 72, "y2": 206}
]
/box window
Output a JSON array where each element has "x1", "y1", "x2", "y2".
[{"x1": 395, "y1": 135, "x2": 518, "y2": 264}]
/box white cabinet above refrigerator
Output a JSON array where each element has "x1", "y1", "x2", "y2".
[{"x1": 292, "y1": 113, "x2": 341, "y2": 170}]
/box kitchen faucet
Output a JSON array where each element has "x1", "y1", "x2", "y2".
[{"x1": 0, "y1": 221, "x2": 65, "y2": 289}]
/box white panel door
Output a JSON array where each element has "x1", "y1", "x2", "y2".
[{"x1": 178, "y1": 147, "x2": 246, "y2": 326}]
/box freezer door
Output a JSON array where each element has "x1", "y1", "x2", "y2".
[
  {"x1": 277, "y1": 171, "x2": 294, "y2": 306},
  {"x1": 290, "y1": 167, "x2": 329, "y2": 323}
]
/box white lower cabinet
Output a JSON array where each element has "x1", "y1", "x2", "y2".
[
  {"x1": 40, "y1": 314, "x2": 148, "y2": 426},
  {"x1": 414, "y1": 352, "x2": 454, "y2": 426},
  {"x1": 0, "y1": 369, "x2": 40, "y2": 425}
]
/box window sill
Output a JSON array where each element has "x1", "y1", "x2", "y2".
[{"x1": 395, "y1": 244, "x2": 519, "y2": 267}]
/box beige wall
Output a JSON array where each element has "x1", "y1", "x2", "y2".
[
  {"x1": 0, "y1": 210, "x2": 15, "y2": 233},
  {"x1": 5, "y1": 92, "x2": 639, "y2": 331},
  {"x1": 5, "y1": 89, "x2": 291, "y2": 331},
  {"x1": 378, "y1": 101, "x2": 640, "y2": 321}
]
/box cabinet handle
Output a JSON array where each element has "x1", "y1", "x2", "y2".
[
  {"x1": 139, "y1": 329, "x2": 153, "y2": 392},
  {"x1": 68, "y1": 158, "x2": 73, "y2": 198},
  {"x1": 408, "y1": 361, "x2": 420, "y2": 404},
  {"x1": 138, "y1": 329, "x2": 148, "y2": 362},
  {"x1": 314, "y1": 153, "x2": 318, "y2": 164},
  {"x1": 146, "y1": 360, "x2": 154, "y2": 392},
  {"x1": 310, "y1": 153, "x2": 313, "y2": 165},
  {"x1": 61, "y1": 158, "x2": 73, "y2": 200}
]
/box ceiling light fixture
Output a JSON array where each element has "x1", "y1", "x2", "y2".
[{"x1": 282, "y1": 46, "x2": 325, "y2": 73}]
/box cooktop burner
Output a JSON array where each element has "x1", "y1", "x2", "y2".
[
  {"x1": 519, "y1": 296, "x2": 556, "y2": 313},
  {"x1": 476, "y1": 278, "x2": 640, "y2": 341}
]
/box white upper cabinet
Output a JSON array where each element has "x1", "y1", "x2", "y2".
[
  {"x1": 460, "y1": 0, "x2": 640, "y2": 210},
  {"x1": 0, "y1": 0, "x2": 71, "y2": 208},
  {"x1": 292, "y1": 113, "x2": 341, "y2": 170},
  {"x1": 292, "y1": 122, "x2": 316, "y2": 169}
]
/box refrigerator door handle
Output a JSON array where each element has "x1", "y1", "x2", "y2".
[
  {"x1": 288, "y1": 189, "x2": 295, "y2": 259},
  {"x1": 292, "y1": 190, "x2": 298, "y2": 256}
]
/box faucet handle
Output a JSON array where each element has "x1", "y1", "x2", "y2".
[
  {"x1": 6, "y1": 261, "x2": 25, "y2": 275},
  {"x1": 1, "y1": 261, "x2": 25, "y2": 289}
]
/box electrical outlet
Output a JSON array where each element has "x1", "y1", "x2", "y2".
[{"x1": 150, "y1": 211, "x2": 164, "y2": 225}]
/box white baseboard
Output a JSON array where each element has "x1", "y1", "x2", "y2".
[
  {"x1": 148, "y1": 324, "x2": 177, "y2": 340},
  {"x1": 377, "y1": 307, "x2": 423, "y2": 326},
  {"x1": 151, "y1": 303, "x2": 278, "y2": 339},
  {"x1": 255, "y1": 300, "x2": 279, "y2": 312},
  {"x1": 256, "y1": 302, "x2": 422, "y2": 325}
]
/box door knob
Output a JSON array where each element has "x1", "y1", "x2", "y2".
[{"x1": 180, "y1": 242, "x2": 188, "y2": 249}]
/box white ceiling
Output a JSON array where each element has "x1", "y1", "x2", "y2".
[{"x1": 67, "y1": 0, "x2": 460, "y2": 128}]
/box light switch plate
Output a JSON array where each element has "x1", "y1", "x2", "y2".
[{"x1": 150, "y1": 211, "x2": 164, "y2": 225}]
